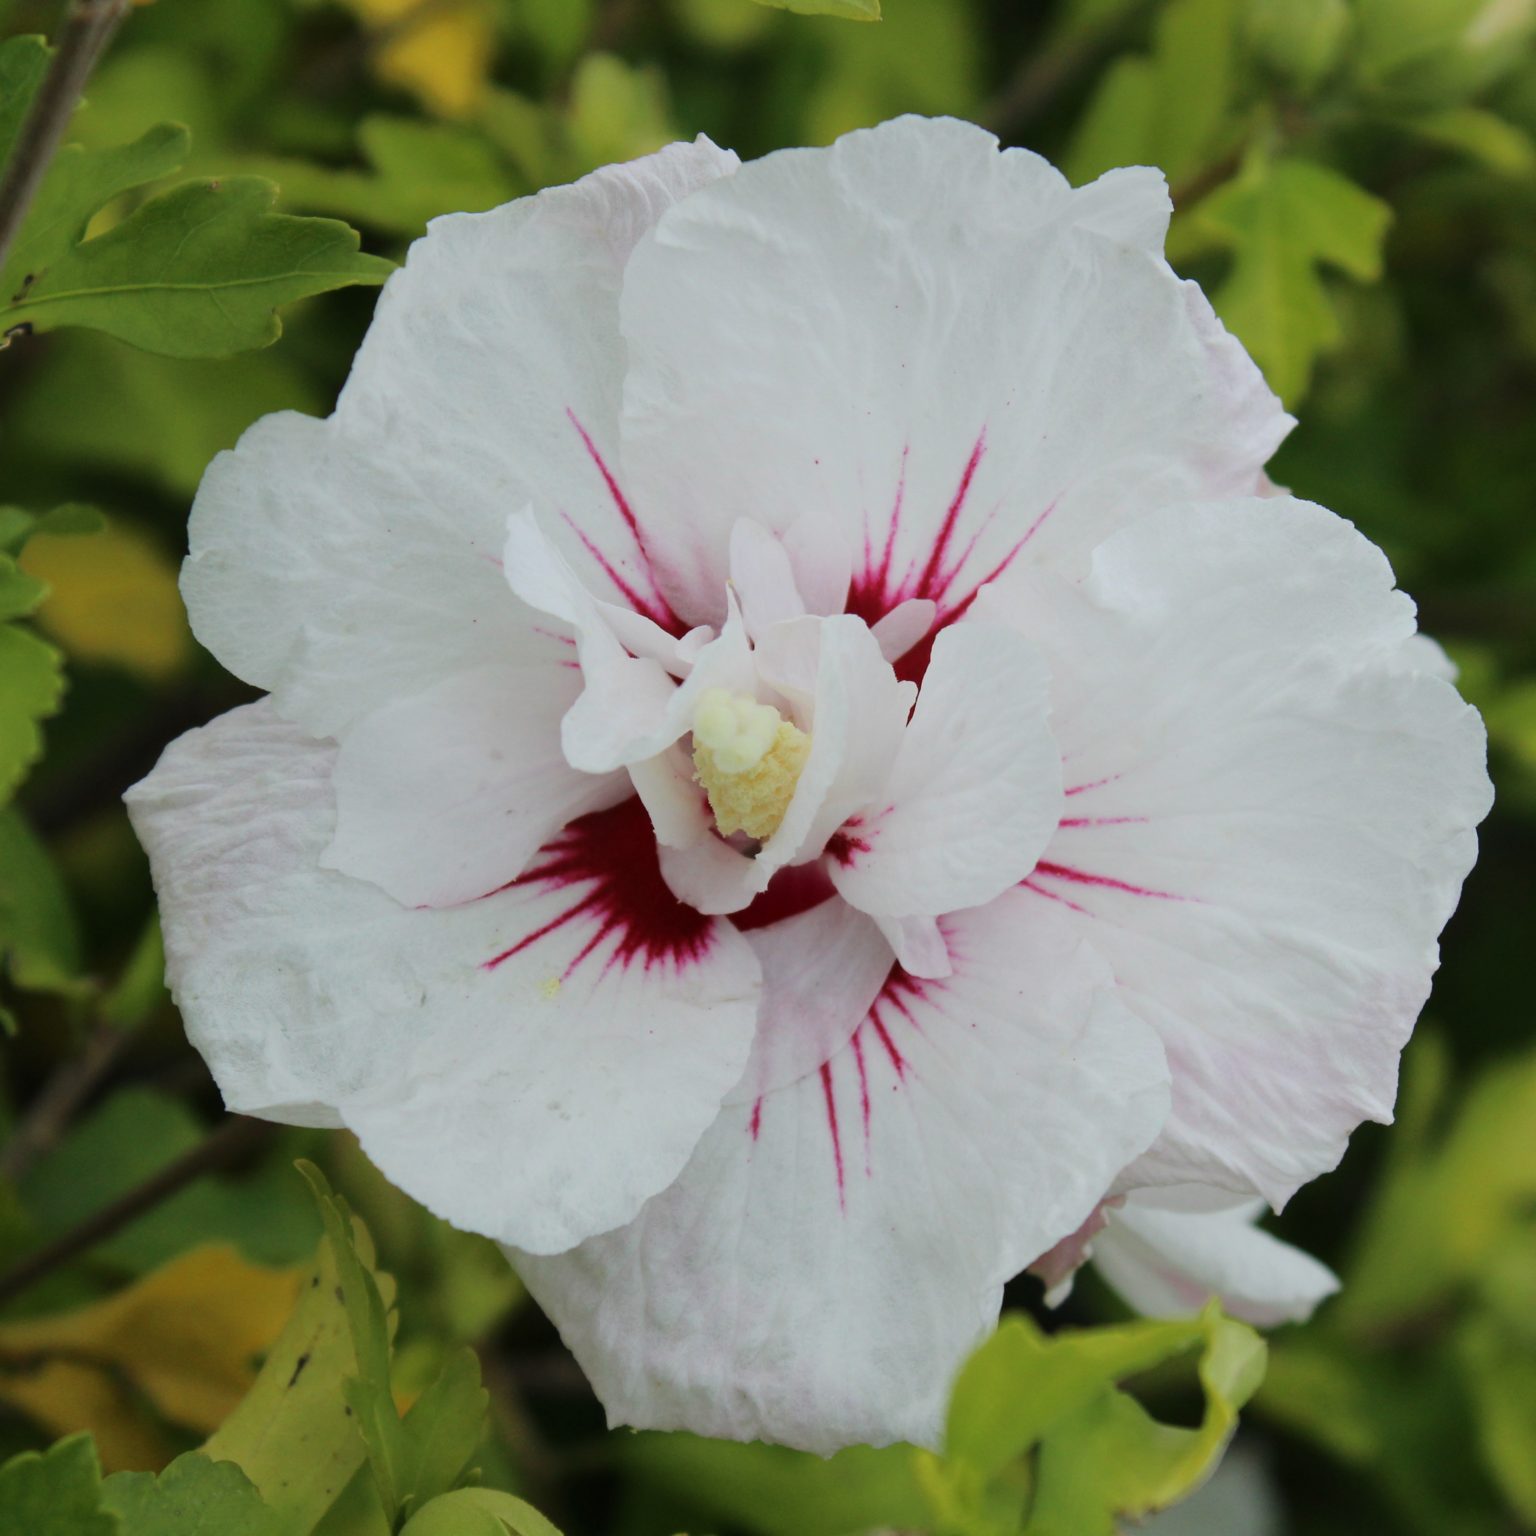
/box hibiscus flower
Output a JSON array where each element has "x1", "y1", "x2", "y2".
[{"x1": 126, "y1": 116, "x2": 1491, "y2": 1454}]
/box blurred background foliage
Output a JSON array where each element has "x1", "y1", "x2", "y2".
[{"x1": 1, "y1": 0, "x2": 1535, "y2": 1531}]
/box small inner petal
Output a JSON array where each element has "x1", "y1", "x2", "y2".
[{"x1": 692, "y1": 687, "x2": 811, "y2": 841}]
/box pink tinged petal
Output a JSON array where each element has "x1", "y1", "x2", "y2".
[
  {"x1": 870, "y1": 598, "x2": 938, "y2": 663},
  {"x1": 616, "y1": 116, "x2": 1290, "y2": 636},
  {"x1": 628, "y1": 744, "x2": 709, "y2": 849},
  {"x1": 1092, "y1": 1188, "x2": 1339, "y2": 1328},
  {"x1": 1029, "y1": 1196, "x2": 1124, "y2": 1305},
  {"x1": 728, "y1": 520, "x2": 806, "y2": 640},
  {"x1": 183, "y1": 139, "x2": 738, "y2": 735},
  {"x1": 978, "y1": 496, "x2": 1493, "y2": 1207},
  {"x1": 724, "y1": 897, "x2": 894, "y2": 1107},
  {"x1": 510, "y1": 895, "x2": 1170, "y2": 1453},
  {"x1": 871, "y1": 913, "x2": 952, "y2": 980},
  {"x1": 125, "y1": 705, "x2": 762, "y2": 1255},
  {"x1": 322, "y1": 661, "x2": 627, "y2": 908},
  {"x1": 830, "y1": 622, "x2": 1063, "y2": 919}
]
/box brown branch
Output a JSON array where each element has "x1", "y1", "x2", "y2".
[
  {"x1": 0, "y1": 1020, "x2": 129, "y2": 1185},
  {"x1": 0, "y1": 1115, "x2": 273, "y2": 1310},
  {"x1": 0, "y1": 0, "x2": 134, "y2": 276}
]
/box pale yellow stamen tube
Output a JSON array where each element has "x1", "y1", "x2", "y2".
[{"x1": 691, "y1": 687, "x2": 811, "y2": 842}]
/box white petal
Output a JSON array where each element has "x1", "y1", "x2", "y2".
[
  {"x1": 725, "y1": 896, "x2": 894, "y2": 1106},
  {"x1": 125, "y1": 704, "x2": 761, "y2": 1254},
  {"x1": 323, "y1": 662, "x2": 626, "y2": 908},
  {"x1": 873, "y1": 913, "x2": 953, "y2": 980},
  {"x1": 729, "y1": 520, "x2": 805, "y2": 639},
  {"x1": 870, "y1": 598, "x2": 938, "y2": 663},
  {"x1": 513, "y1": 895, "x2": 1170, "y2": 1453},
  {"x1": 617, "y1": 116, "x2": 1289, "y2": 632},
  {"x1": 184, "y1": 139, "x2": 738, "y2": 734},
  {"x1": 981, "y1": 496, "x2": 1492, "y2": 1205},
  {"x1": 1093, "y1": 1189, "x2": 1339, "y2": 1327},
  {"x1": 830, "y1": 622, "x2": 1062, "y2": 918}
]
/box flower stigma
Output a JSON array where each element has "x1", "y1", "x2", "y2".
[{"x1": 691, "y1": 687, "x2": 811, "y2": 842}]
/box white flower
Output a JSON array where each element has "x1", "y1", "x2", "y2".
[
  {"x1": 1031, "y1": 1187, "x2": 1339, "y2": 1327},
  {"x1": 125, "y1": 117, "x2": 1491, "y2": 1455}
]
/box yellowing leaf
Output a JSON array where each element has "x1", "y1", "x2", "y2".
[
  {"x1": 0, "y1": 1244, "x2": 303, "y2": 1471},
  {"x1": 20, "y1": 523, "x2": 190, "y2": 681},
  {"x1": 344, "y1": 0, "x2": 498, "y2": 117}
]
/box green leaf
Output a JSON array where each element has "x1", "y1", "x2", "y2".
[
  {"x1": 935, "y1": 1308, "x2": 1264, "y2": 1536},
  {"x1": 1024, "y1": 1312, "x2": 1266, "y2": 1536},
  {"x1": 1244, "y1": 0, "x2": 1351, "y2": 92},
  {"x1": 749, "y1": 0, "x2": 880, "y2": 18},
  {"x1": 0, "y1": 36, "x2": 49, "y2": 164},
  {"x1": 0, "y1": 622, "x2": 65, "y2": 803},
  {"x1": 397, "y1": 1348, "x2": 490, "y2": 1516},
  {"x1": 202, "y1": 1182, "x2": 396, "y2": 1530},
  {"x1": 1456, "y1": 1315, "x2": 1536, "y2": 1522},
  {"x1": 9, "y1": 333, "x2": 323, "y2": 497},
  {"x1": 4, "y1": 177, "x2": 393, "y2": 357},
  {"x1": 102, "y1": 1453, "x2": 282, "y2": 1536},
  {"x1": 20, "y1": 1087, "x2": 318, "y2": 1272},
  {"x1": 0, "y1": 1434, "x2": 116, "y2": 1536},
  {"x1": 1401, "y1": 106, "x2": 1536, "y2": 176},
  {"x1": 0, "y1": 807, "x2": 84, "y2": 993},
  {"x1": 0, "y1": 555, "x2": 48, "y2": 621},
  {"x1": 401, "y1": 1488, "x2": 564, "y2": 1536},
  {"x1": 0, "y1": 503, "x2": 108, "y2": 554},
  {"x1": 250, "y1": 115, "x2": 519, "y2": 238},
  {"x1": 621, "y1": 1434, "x2": 929, "y2": 1536},
  {"x1": 1192, "y1": 155, "x2": 1392, "y2": 405},
  {"x1": 1064, "y1": 0, "x2": 1237, "y2": 184},
  {"x1": 1339, "y1": 1044, "x2": 1536, "y2": 1329},
  {"x1": 1, "y1": 123, "x2": 190, "y2": 305},
  {"x1": 100, "y1": 915, "x2": 167, "y2": 1031}
]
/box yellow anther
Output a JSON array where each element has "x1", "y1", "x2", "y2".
[{"x1": 692, "y1": 688, "x2": 811, "y2": 842}]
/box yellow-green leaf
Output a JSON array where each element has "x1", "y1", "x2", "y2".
[
  {"x1": 1192, "y1": 155, "x2": 1392, "y2": 404},
  {"x1": 203, "y1": 1204, "x2": 397, "y2": 1529},
  {"x1": 749, "y1": 0, "x2": 880, "y2": 18}
]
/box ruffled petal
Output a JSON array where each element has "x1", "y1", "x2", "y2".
[
  {"x1": 616, "y1": 115, "x2": 1289, "y2": 630},
  {"x1": 323, "y1": 662, "x2": 627, "y2": 908},
  {"x1": 830, "y1": 621, "x2": 1062, "y2": 918},
  {"x1": 981, "y1": 495, "x2": 1492, "y2": 1205},
  {"x1": 512, "y1": 895, "x2": 1170, "y2": 1453},
  {"x1": 126, "y1": 704, "x2": 761, "y2": 1254},
  {"x1": 183, "y1": 138, "x2": 738, "y2": 735},
  {"x1": 1092, "y1": 1189, "x2": 1339, "y2": 1327}
]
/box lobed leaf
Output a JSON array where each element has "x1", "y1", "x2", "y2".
[
  {"x1": 0, "y1": 623, "x2": 64, "y2": 803},
  {"x1": 1192, "y1": 154, "x2": 1392, "y2": 404},
  {"x1": 102, "y1": 1453, "x2": 283, "y2": 1536},
  {"x1": 4, "y1": 177, "x2": 394, "y2": 358},
  {"x1": 203, "y1": 1187, "x2": 396, "y2": 1530},
  {"x1": 0, "y1": 1434, "x2": 116, "y2": 1536}
]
